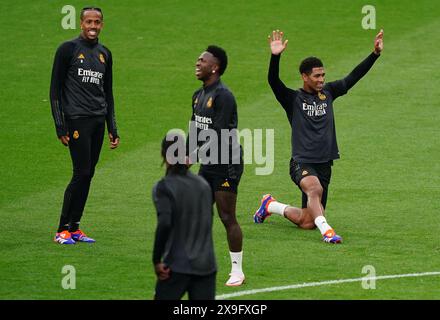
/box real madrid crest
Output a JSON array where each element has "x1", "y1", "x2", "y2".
[
  {"x1": 99, "y1": 53, "x2": 105, "y2": 64},
  {"x1": 318, "y1": 91, "x2": 326, "y2": 101},
  {"x1": 207, "y1": 97, "x2": 213, "y2": 108},
  {"x1": 73, "y1": 130, "x2": 80, "y2": 139}
]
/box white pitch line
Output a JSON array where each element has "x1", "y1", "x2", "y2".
[{"x1": 216, "y1": 271, "x2": 440, "y2": 300}]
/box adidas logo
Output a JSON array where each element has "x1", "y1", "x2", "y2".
[{"x1": 221, "y1": 181, "x2": 230, "y2": 187}]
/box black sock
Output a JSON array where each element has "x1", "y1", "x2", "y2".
[
  {"x1": 68, "y1": 222, "x2": 80, "y2": 233},
  {"x1": 57, "y1": 224, "x2": 69, "y2": 233}
]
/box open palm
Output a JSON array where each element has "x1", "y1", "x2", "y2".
[
  {"x1": 269, "y1": 30, "x2": 288, "y2": 55},
  {"x1": 374, "y1": 29, "x2": 384, "y2": 55}
]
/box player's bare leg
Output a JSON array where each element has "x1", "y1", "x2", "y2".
[
  {"x1": 298, "y1": 177, "x2": 326, "y2": 225},
  {"x1": 254, "y1": 176, "x2": 341, "y2": 243},
  {"x1": 296, "y1": 177, "x2": 341, "y2": 242},
  {"x1": 215, "y1": 191, "x2": 245, "y2": 286},
  {"x1": 255, "y1": 176, "x2": 323, "y2": 228},
  {"x1": 283, "y1": 207, "x2": 316, "y2": 230},
  {"x1": 299, "y1": 176, "x2": 325, "y2": 219}
]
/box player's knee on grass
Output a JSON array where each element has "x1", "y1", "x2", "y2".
[
  {"x1": 299, "y1": 221, "x2": 317, "y2": 230},
  {"x1": 297, "y1": 208, "x2": 317, "y2": 230}
]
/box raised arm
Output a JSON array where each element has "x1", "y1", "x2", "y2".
[
  {"x1": 268, "y1": 29, "x2": 288, "y2": 56},
  {"x1": 326, "y1": 29, "x2": 384, "y2": 98},
  {"x1": 268, "y1": 30, "x2": 294, "y2": 109},
  {"x1": 345, "y1": 29, "x2": 383, "y2": 89},
  {"x1": 373, "y1": 29, "x2": 384, "y2": 55}
]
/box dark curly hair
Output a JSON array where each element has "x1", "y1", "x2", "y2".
[
  {"x1": 161, "y1": 133, "x2": 187, "y2": 175},
  {"x1": 299, "y1": 56, "x2": 323, "y2": 75},
  {"x1": 206, "y1": 45, "x2": 228, "y2": 75}
]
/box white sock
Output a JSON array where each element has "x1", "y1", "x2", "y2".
[
  {"x1": 267, "y1": 201, "x2": 288, "y2": 216},
  {"x1": 230, "y1": 251, "x2": 243, "y2": 275},
  {"x1": 314, "y1": 216, "x2": 332, "y2": 235}
]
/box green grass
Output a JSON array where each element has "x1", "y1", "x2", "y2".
[{"x1": 1, "y1": 0, "x2": 439, "y2": 300}]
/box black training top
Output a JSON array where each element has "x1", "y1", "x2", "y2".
[
  {"x1": 187, "y1": 79, "x2": 242, "y2": 177},
  {"x1": 152, "y1": 170, "x2": 217, "y2": 276},
  {"x1": 49, "y1": 36, "x2": 118, "y2": 138},
  {"x1": 268, "y1": 52, "x2": 379, "y2": 163}
]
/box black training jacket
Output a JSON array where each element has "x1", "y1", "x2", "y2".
[
  {"x1": 268, "y1": 52, "x2": 379, "y2": 163},
  {"x1": 50, "y1": 36, "x2": 118, "y2": 137}
]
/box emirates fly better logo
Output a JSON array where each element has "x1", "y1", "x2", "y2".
[
  {"x1": 78, "y1": 68, "x2": 103, "y2": 85},
  {"x1": 166, "y1": 123, "x2": 275, "y2": 176}
]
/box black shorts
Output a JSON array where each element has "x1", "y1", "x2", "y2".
[
  {"x1": 199, "y1": 163, "x2": 243, "y2": 195},
  {"x1": 289, "y1": 159, "x2": 333, "y2": 209},
  {"x1": 154, "y1": 271, "x2": 216, "y2": 300}
]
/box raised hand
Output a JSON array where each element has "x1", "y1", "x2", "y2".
[
  {"x1": 374, "y1": 29, "x2": 384, "y2": 55},
  {"x1": 268, "y1": 29, "x2": 288, "y2": 55}
]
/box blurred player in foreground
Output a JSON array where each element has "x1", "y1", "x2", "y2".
[{"x1": 152, "y1": 133, "x2": 217, "y2": 300}]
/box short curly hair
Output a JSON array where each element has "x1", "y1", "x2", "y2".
[
  {"x1": 299, "y1": 57, "x2": 323, "y2": 75},
  {"x1": 206, "y1": 45, "x2": 228, "y2": 75}
]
